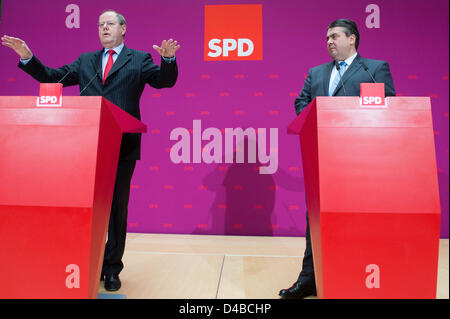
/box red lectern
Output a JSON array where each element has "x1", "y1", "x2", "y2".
[
  {"x1": 288, "y1": 88, "x2": 441, "y2": 299},
  {"x1": 0, "y1": 85, "x2": 146, "y2": 298}
]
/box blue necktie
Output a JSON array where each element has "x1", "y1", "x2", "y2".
[{"x1": 329, "y1": 61, "x2": 348, "y2": 96}]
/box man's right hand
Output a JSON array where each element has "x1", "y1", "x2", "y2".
[{"x1": 1, "y1": 35, "x2": 33, "y2": 60}]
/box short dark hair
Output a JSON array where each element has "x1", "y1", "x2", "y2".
[
  {"x1": 100, "y1": 9, "x2": 127, "y2": 26},
  {"x1": 328, "y1": 19, "x2": 360, "y2": 50}
]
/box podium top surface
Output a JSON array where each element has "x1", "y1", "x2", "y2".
[
  {"x1": 314, "y1": 96, "x2": 431, "y2": 110},
  {"x1": 0, "y1": 96, "x2": 103, "y2": 108},
  {"x1": 0, "y1": 96, "x2": 146, "y2": 134},
  {"x1": 288, "y1": 97, "x2": 433, "y2": 134}
]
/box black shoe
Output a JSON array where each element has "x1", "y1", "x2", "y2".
[
  {"x1": 279, "y1": 281, "x2": 316, "y2": 299},
  {"x1": 104, "y1": 274, "x2": 121, "y2": 291}
]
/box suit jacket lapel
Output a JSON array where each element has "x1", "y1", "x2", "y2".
[
  {"x1": 91, "y1": 49, "x2": 103, "y2": 78},
  {"x1": 323, "y1": 62, "x2": 334, "y2": 96},
  {"x1": 333, "y1": 54, "x2": 362, "y2": 96},
  {"x1": 105, "y1": 45, "x2": 132, "y2": 81}
]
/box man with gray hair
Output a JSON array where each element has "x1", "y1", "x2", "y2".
[{"x1": 2, "y1": 9, "x2": 180, "y2": 291}]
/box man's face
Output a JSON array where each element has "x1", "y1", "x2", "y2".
[
  {"x1": 98, "y1": 11, "x2": 126, "y2": 49},
  {"x1": 326, "y1": 27, "x2": 356, "y2": 61}
]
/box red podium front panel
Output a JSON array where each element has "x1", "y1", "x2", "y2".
[
  {"x1": 0, "y1": 94, "x2": 146, "y2": 298},
  {"x1": 288, "y1": 96, "x2": 441, "y2": 299}
]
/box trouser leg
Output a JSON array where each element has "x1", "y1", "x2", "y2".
[
  {"x1": 102, "y1": 160, "x2": 136, "y2": 276},
  {"x1": 297, "y1": 212, "x2": 315, "y2": 286}
]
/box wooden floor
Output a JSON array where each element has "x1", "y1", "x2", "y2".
[{"x1": 98, "y1": 233, "x2": 449, "y2": 299}]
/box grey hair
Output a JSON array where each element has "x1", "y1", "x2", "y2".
[{"x1": 100, "y1": 9, "x2": 127, "y2": 25}]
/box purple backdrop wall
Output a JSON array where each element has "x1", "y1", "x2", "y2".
[{"x1": 0, "y1": 0, "x2": 448, "y2": 238}]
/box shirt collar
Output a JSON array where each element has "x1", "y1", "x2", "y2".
[
  {"x1": 104, "y1": 42, "x2": 125, "y2": 56},
  {"x1": 340, "y1": 52, "x2": 358, "y2": 67}
]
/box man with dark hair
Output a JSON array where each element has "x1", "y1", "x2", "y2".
[
  {"x1": 2, "y1": 9, "x2": 180, "y2": 292},
  {"x1": 329, "y1": 19, "x2": 360, "y2": 50},
  {"x1": 279, "y1": 19, "x2": 395, "y2": 299}
]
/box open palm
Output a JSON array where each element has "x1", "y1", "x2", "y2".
[
  {"x1": 152, "y1": 39, "x2": 180, "y2": 58},
  {"x1": 1, "y1": 35, "x2": 33, "y2": 60}
]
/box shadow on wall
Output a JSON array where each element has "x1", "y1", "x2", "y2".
[{"x1": 192, "y1": 136, "x2": 305, "y2": 236}]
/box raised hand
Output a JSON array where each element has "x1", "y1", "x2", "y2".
[
  {"x1": 1, "y1": 35, "x2": 33, "y2": 60},
  {"x1": 152, "y1": 39, "x2": 180, "y2": 58}
]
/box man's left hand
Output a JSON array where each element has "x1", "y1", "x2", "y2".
[{"x1": 153, "y1": 39, "x2": 180, "y2": 58}]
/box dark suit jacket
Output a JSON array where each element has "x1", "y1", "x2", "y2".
[
  {"x1": 19, "y1": 45, "x2": 178, "y2": 160},
  {"x1": 295, "y1": 54, "x2": 395, "y2": 115}
]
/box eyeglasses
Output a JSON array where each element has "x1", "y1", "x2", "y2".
[{"x1": 98, "y1": 21, "x2": 117, "y2": 28}]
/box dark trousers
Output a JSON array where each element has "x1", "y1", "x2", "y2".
[
  {"x1": 102, "y1": 160, "x2": 136, "y2": 276},
  {"x1": 297, "y1": 212, "x2": 316, "y2": 286}
]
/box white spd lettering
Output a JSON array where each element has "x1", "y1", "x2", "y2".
[
  {"x1": 39, "y1": 96, "x2": 59, "y2": 104},
  {"x1": 208, "y1": 38, "x2": 254, "y2": 57},
  {"x1": 362, "y1": 96, "x2": 383, "y2": 105}
]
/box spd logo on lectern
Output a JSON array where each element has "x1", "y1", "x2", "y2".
[
  {"x1": 359, "y1": 83, "x2": 387, "y2": 108},
  {"x1": 204, "y1": 4, "x2": 263, "y2": 61},
  {"x1": 36, "y1": 83, "x2": 63, "y2": 107}
]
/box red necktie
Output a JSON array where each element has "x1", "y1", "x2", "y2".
[{"x1": 103, "y1": 50, "x2": 115, "y2": 84}]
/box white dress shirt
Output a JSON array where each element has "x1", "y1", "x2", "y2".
[{"x1": 328, "y1": 52, "x2": 358, "y2": 94}]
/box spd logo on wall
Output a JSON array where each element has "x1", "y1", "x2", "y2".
[{"x1": 204, "y1": 4, "x2": 263, "y2": 61}]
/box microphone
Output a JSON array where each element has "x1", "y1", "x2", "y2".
[
  {"x1": 79, "y1": 72, "x2": 99, "y2": 96},
  {"x1": 360, "y1": 61, "x2": 377, "y2": 83},
  {"x1": 335, "y1": 61, "x2": 347, "y2": 96},
  {"x1": 57, "y1": 69, "x2": 72, "y2": 84}
]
